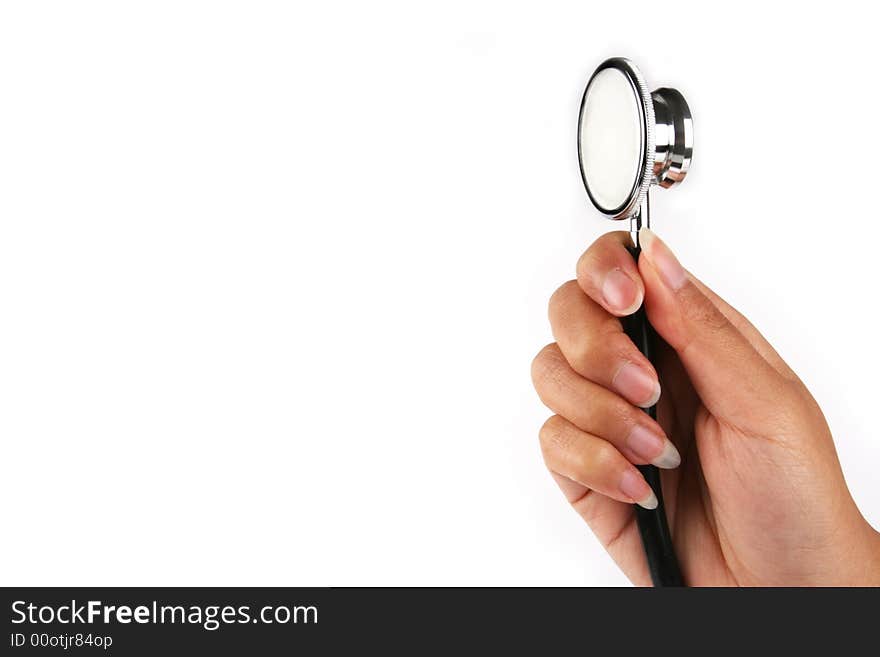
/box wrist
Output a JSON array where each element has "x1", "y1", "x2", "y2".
[
  {"x1": 837, "y1": 518, "x2": 880, "y2": 587},
  {"x1": 863, "y1": 525, "x2": 880, "y2": 586}
]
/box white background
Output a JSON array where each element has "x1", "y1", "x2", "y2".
[{"x1": 1, "y1": 2, "x2": 878, "y2": 586}]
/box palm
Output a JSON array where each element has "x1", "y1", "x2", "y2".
[{"x1": 580, "y1": 340, "x2": 810, "y2": 586}]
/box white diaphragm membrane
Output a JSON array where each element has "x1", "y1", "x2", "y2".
[{"x1": 578, "y1": 68, "x2": 643, "y2": 212}]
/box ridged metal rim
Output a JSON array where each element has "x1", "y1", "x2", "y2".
[{"x1": 577, "y1": 57, "x2": 655, "y2": 220}]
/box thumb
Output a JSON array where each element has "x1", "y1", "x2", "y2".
[{"x1": 637, "y1": 229, "x2": 788, "y2": 426}]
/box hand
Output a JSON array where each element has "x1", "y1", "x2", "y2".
[{"x1": 531, "y1": 230, "x2": 880, "y2": 586}]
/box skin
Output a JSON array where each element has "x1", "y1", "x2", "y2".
[{"x1": 531, "y1": 230, "x2": 880, "y2": 586}]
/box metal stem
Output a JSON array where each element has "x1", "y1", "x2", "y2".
[{"x1": 630, "y1": 188, "x2": 651, "y2": 248}]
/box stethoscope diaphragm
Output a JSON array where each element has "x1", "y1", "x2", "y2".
[{"x1": 577, "y1": 58, "x2": 692, "y2": 222}]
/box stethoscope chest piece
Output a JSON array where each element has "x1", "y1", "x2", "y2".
[{"x1": 577, "y1": 58, "x2": 692, "y2": 223}]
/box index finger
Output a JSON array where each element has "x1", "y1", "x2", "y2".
[{"x1": 576, "y1": 231, "x2": 644, "y2": 317}]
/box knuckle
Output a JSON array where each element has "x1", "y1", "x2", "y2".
[
  {"x1": 530, "y1": 343, "x2": 565, "y2": 390},
  {"x1": 566, "y1": 436, "x2": 618, "y2": 482},
  {"x1": 779, "y1": 377, "x2": 816, "y2": 422},
  {"x1": 589, "y1": 439, "x2": 620, "y2": 472},
  {"x1": 548, "y1": 283, "x2": 618, "y2": 377},
  {"x1": 575, "y1": 249, "x2": 598, "y2": 286},
  {"x1": 548, "y1": 280, "x2": 581, "y2": 322},
  {"x1": 572, "y1": 324, "x2": 624, "y2": 376},
  {"x1": 566, "y1": 334, "x2": 597, "y2": 376},
  {"x1": 539, "y1": 416, "x2": 573, "y2": 460}
]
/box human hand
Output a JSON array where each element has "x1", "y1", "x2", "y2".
[{"x1": 531, "y1": 230, "x2": 880, "y2": 586}]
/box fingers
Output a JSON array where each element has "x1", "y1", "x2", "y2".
[
  {"x1": 539, "y1": 415, "x2": 658, "y2": 509},
  {"x1": 548, "y1": 471, "x2": 653, "y2": 586},
  {"x1": 637, "y1": 230, "x2": 794, "y2": 424},
  {"x1": 531, "y1": 344, "x2": 680, "y2": 469},
  {"x1": 575, "y1": 231, "x2": 645, "y2": 316},
  {"x1": 570, "y1": 229, "x2": 794, "y2": 388},
  {"x1": 549, "y1": 280, "x2": 660, "y2": 408}
]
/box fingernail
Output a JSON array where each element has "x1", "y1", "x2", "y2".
[
  {"x1": 640, "y1": 229, "x2": 687, "y2": 291},
  {"x1": 626, "y1": 425, "x2": 680, "y2": 469},
  {"x1": 619, "y1": 469, "x2": 658, "y2": 509},
  {"x1": 601, "y1": 268, "x2": 642, "y2": 315},
  {"x1": 612, "y1": 362, "x2": 661, "y2": 408},
  {"x1": 653, "y1": 440, "x2": 682, "y2": 469}
]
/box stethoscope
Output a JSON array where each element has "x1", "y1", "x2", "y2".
[{"x1": 577, "y1": 57, "x2": 693, "y2": 586}]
